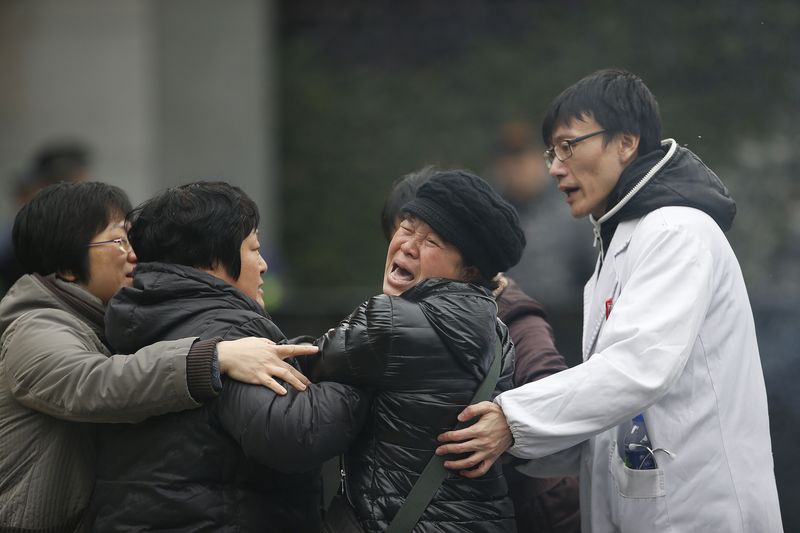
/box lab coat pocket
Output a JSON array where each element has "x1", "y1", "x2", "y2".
[
  {"x1": 610, "y1": 442, "x2": 665, "y2": 498},
  {"x1": 609, "y1": 442, "x2": 672, "y2": 531}
]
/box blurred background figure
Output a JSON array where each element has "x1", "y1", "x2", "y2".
[
  {"x1": 0, "y1": 141, "x2": 91, "y2": 294},
  {"x1": 13, "y1": 141, "x2": 91, "y2": 205},
  {"x1": 490, "y1": 120, "x2": 595, "y2": 366}
]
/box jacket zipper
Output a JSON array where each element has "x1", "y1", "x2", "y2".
[
  {"x1": 341, "y1": 455, "x2": 355, "y2": 507},
  {"x1": 590, "y1": 138, "x2": 679, "y2": 263}
]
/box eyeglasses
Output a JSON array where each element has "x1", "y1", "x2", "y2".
[
  {"x1": 87, "y1": 238, "x2": 132, "y2": 254},
  {"x1": 544, "y1": 129, "x2": 606, "y2": 168}
]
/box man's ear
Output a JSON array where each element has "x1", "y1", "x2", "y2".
[{"x1": 618, "y1": 132, "x2": 640, "y2": 165}]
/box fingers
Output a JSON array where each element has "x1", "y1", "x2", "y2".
[
  {"x1": 456, "y1": 401, "x2": 496, "y2": 422},
  {"x1": 435, "y1": 438, "x2": 474, "y2": 456},
  {"x1": 293, "y1": 367, "x2": 311, "y2": 386},
  {"x1": 441, "y1": 447, "x2": 493, "y2": 470},
  {"x1": 443, "y1": 454, "x2": 483, "y2": 471},
  {"x1": 273, "y1": 365, "x2": 310, "y2": 391},
  {"x1": 439, "y1": 445, "x2": 501, "y2": 478},
  {"x1": 437, "y1": 402, "x2": 497, "y2": 443},
  {"x1": 219, "y1": 337, "x2": 320, "y2": 394},
  {"x1": 459, "y1": 460, "x2": 494, "y2": 479},
  {"x1": 437, "y1": 426, "x2": 476, "y2": 445},
  {"x1": 248, "y1": 364, "x2": 308, "y2": 394},
  {"x1": 260, "y1": 377, "x2": 288, "y2": 396},
  {"x1": 274, "y1": 344, "x2": 319, "y2": 359}
]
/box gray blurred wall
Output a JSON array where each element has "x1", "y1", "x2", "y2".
[{"x1": 0, "y1": 0, "x2": 278, "y2": 243}]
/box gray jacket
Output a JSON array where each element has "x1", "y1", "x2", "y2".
[{"x1": 0, "y1": 275, "x2": 199, "y2": 532}]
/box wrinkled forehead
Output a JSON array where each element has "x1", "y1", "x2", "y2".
[
  {"x1": 398, "y1": 214, "x2": 442, "y2": 238},
  {"x1": 400, "y1": 213, "x2": 428, "y2": 231}
]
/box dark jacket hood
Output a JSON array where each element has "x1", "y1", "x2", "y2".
[
  {"x1": 106, "y1": 262, "x2": 273, "y2": 353},
  {"x1": 596, "y1": 140, "x2": 737, "y2": 255},
  {"x1": 401, "y1": 278, "x2": 499, "y2": 380}
]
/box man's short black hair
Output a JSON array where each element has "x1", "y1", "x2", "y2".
[
  {"x1": 12, "y1": 181, "x2": 132, "y2": 282},
  {"x1": 380, "y1": 166, "x2": 438, "y2": 241},
  {"x1": 541, "y1": 68, "x2": 662, "y2": 156},
  {"x1": 127, "y1": 181, "x2": 260, "y2": 280}
]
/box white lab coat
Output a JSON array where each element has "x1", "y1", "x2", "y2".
[{"x1": 497, "y1": 206, "x2": 783, "y2": 532}]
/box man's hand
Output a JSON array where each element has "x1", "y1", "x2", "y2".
[
  {"x1": 217, "y1": 337, "x2": 317, "y2": 396},
  {"x1": 435, "y1": 401, "x2": 513, "y2": 478}
]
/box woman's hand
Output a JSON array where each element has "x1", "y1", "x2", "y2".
[
  {"x1": 217, "y1": 337, "x2": 317, "y2": 396},
  {"x1": 435, "y1": 401, "x2": 513, "y2": 478}
]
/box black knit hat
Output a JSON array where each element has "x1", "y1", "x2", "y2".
[{"x1": 402, "y1": 169, "x2": 526, "y2": 279}]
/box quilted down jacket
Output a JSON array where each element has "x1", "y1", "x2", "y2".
[
  {"x1": 93, "y1": 262, "x2": 368, "y2": 532},
  {"x1": 311, "y1": 278, "x2": 516, "y2": 532}
]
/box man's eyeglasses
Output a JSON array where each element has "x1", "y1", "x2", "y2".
[
  {"x1": 87, "y1": 238, "x2": 132, "y2": 254},
  {"x1": 544, "y1": 129, "x2": 606, "y2": 168}
]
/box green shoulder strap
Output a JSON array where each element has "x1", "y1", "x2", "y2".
[{"x1": 385, "y1": 336, "x2": 505, "y2": 533}]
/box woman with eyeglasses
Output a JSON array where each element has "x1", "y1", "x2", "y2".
[{"x1": 0, "y1": 181, "x2": 314, "y2": 532}]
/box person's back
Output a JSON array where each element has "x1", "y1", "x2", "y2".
[
  {"x1": 93, "y1": 182, "x2": 368, "y2": 532},
  {"x1": 95, "y1": 263, "x2": 352, "y2": 531}
]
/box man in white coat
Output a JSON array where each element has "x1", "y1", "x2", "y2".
[{"x1": 435, "y1": 68, "x2": 783, "y2": 532}]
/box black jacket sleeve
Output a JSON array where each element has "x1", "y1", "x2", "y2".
[
  {"x1": 210, "y1": 317, "x2": 370, "y2": 473},
  {"x1": 215, "y1": 378, "x2": 368, "y2": 473},
  {"x1": 308, "y1": 295, "x2": 393, "y2": 385}
]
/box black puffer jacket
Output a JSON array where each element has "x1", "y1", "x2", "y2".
[
  {"x1": 311, "y1": 278, "x2": 516, "y2": 532},
  {"x1": 93, "y1": 263, "x2": 368, "y2": 532}
]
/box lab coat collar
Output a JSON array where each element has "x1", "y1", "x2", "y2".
[{"x1": 582, "y1": 219, "x2": 637, "y2": 359}]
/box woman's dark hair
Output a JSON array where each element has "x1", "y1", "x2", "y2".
[
  {"x1": 541, "y1": 68, "x2": 662, "y2": 156},
  {"x1": 127, "y1": 181, "x2": 259, "y2": 279},
  {"x1": 380, "y1": 166, "x2": 439, "y2": 241},
  {"x1": 12, "y1": 181, "x2": 132, "y2": 282}
]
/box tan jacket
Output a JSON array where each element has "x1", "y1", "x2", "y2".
[{"x1": 0, "y1": 275, "x2": 199, "y2": 532}]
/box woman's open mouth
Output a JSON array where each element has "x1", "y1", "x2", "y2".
[
  {"x1": 390, "y1": 262, "x2": 414, "y2": 282},
  {"x1": 384, "y1": 261, "x2": 417, "y2": 293}
]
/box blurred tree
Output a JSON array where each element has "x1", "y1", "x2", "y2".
[{"x1": 278, "y1": 0, "x2": 799, "y2": 293}]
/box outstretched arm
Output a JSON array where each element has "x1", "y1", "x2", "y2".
[
  {"x1": 3, "y1": 309, "x2": 202, "y2": 422},
  {"x1": 463, "y1": 215, "x2": 716, "y2": 462},
  {"x1": 211, "y1": 316, "x2": 370, "y2": 473},
  {"x1": 308, "y1": 296, "x2": 392, "y2": 386},
  {"x1": 216, "y1": 379, "x2": 369, "y2": 473}
]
